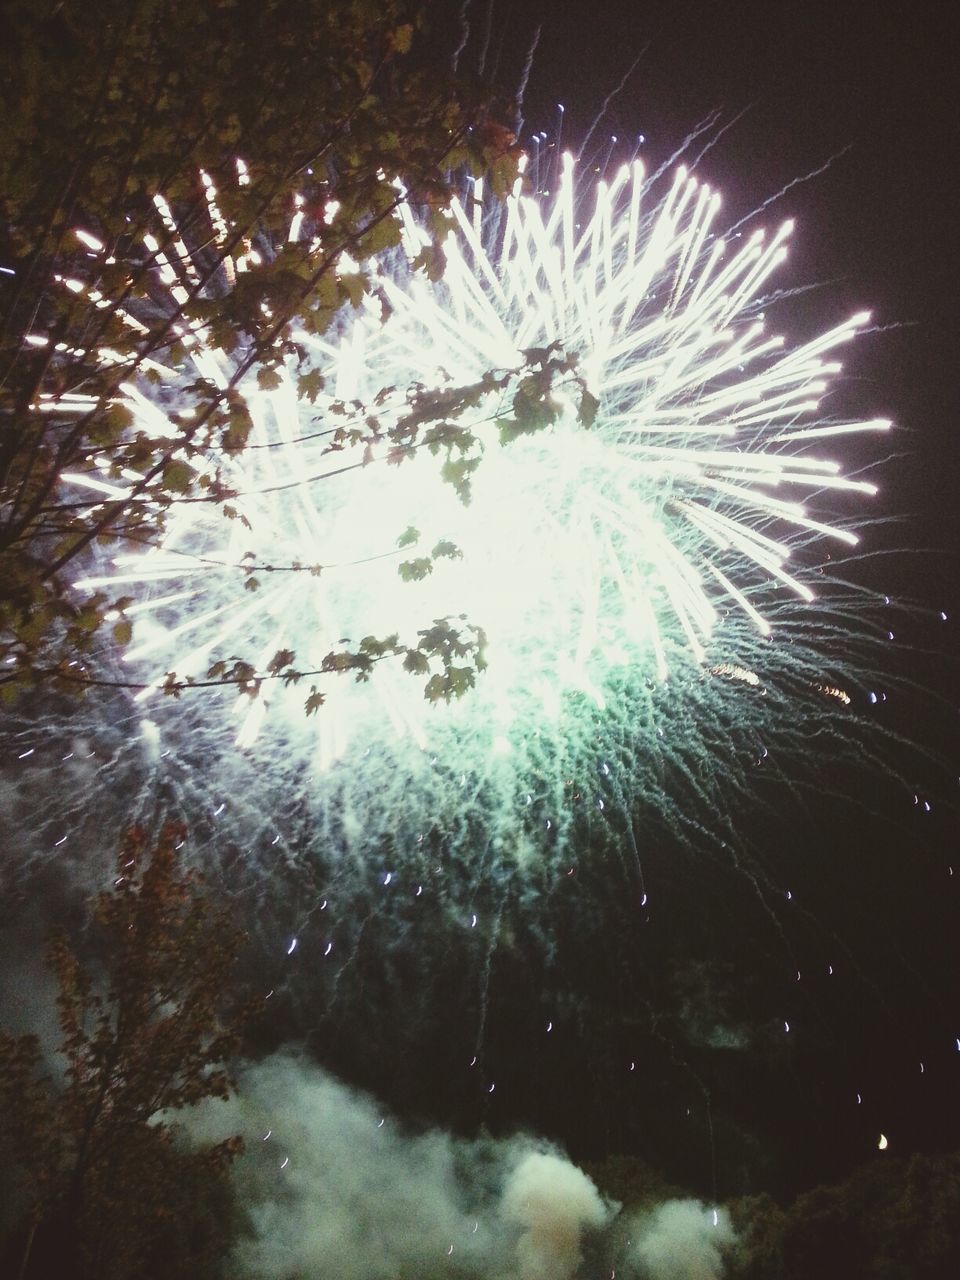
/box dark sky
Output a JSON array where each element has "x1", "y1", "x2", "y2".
[
  {"x1": 408, "y1": 0, "x2": 960, "y2": 1194},
  {"x1": 487, "y1": 0, "x2": 958, "y2": 827},
  {"x1": 501, "y1": 0, "x2": 958, "y2": 589}
]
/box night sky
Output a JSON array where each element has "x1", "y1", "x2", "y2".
[
  {"x1": 507, "y1": 0, "x2": 958, "y2": 585},
  {"x1": 2, "y1": 0, "x2": 957, "y2": 1231},
  {"x1": 427, "y1": 0, "x2": 960, "y2": 1193}
]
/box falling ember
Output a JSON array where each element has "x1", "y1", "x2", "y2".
[
  {"x1": 814, "y1": 682, "x2": 852, "y2": 705},
  {"x1": 710, "y1": 664, "x2": 761, "y2": 687}
]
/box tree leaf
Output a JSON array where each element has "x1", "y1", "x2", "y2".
[
  {"x1": 399, "y1": 558, "x2": 433, "y2": 582},
  {"x1": 578, "y1": 388, "x2": 600, "y2": 428},
  {"x1": 112, "y1": 618, "x2": 133, "y2": 647},
  {"x1": 162, "y1": 459, "x2": 196, "y2": 494},
  {"x1": 297, "y1": 368, "x2": 326, "y2": 404},
  {"x1": 256, "y1": 365, "x2": 283, "y2": 392}
]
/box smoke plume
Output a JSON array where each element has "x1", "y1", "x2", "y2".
[{"x1": 189, "y1": 1052, "x2": 734, "y2": 1280}]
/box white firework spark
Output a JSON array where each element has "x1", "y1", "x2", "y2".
[{"x1": 65, "y1": 152, "x2": 888, "y2": 769}]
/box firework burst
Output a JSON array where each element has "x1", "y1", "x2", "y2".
[
  {"x1": 6, "y1": 145, "x2": 920, "y2": 1101},
  {"x1": 65, "y1": 152, "x2": 887, "y2": 782}
]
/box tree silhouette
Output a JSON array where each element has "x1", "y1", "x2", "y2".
[
  {"x1": 0, "y1": 0, "x2": 519, "y2": 697},
  {"x1": 0, "y1": 823, "x2": 248, "y2": 1280}
]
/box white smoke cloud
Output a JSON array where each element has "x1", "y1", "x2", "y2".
[
  {"x1": 502, "y1": 1149, "x2": 612, "y2": 1280},
  {"x1": 189, "y1": 1052, "x2": 618, "y2": 1280},
  {"x1": 626, "y1": 1198, "x2": 735, "y2": 1280},
  {"x1": 189, "y1": 1054, "x2": 737, "y2": 1280}
]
